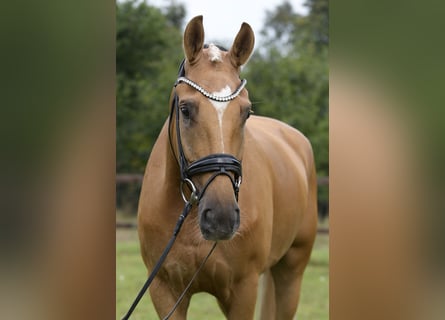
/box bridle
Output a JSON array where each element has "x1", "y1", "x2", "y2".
[
  {"x1": 122, "y1": 58, "x2": 247, "y2": 320},
  {"x1": 168, "y1": 59, "x2": 246, "y2": 204}
]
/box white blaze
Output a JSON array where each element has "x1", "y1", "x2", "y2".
[{"x1": 209, "y1": 85, "x2": 231, "y2": 152}]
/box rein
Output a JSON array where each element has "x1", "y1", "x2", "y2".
[
  {"x1": 121, "y1": 201, "x2": 196, "y2": 320},
  {"x1": 122, "y1": 58, "x2": 245, "y2": 319}
]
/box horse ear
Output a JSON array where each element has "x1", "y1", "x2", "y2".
[
  {"x1": 183, "y1": 15, "x2": 204, "y2": 65},
  {"x1": 229, "y1": 22, "x2": 255, "y2": 68}
]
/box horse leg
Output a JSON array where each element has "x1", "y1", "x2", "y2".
[
  {"x1": 258, "y1": 269, "x2": 276, "y2": 320},
  {"x1": 217, "y1": 274, "x2": 259, "y2": 320},
  {"x1": 149, "y1": 278, "x2": 190, "y2": 320},
  {"x1": 270, "y1": 206, "x2": 317, "y2": 319},
  {"x1": 269, "y1": 242, "x2": 312, "y2": 319}
]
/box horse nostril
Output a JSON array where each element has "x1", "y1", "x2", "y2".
[
  {"x1": 201, "y1": 207, "x2": 237, "y2": 225},
  {"x1": 201, "y1": 208, "x2": 214, "y2": 223},
  {"x1": 199, "y1": 204, "x2": 240, "y2": 241}
]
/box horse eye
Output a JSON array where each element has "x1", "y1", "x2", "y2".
[{"x1": 180, "y1": 106, "x2": 190, "y2": 119}]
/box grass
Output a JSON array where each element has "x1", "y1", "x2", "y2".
[{"x1": 116, "y1": 219, "x2": 328, "y2": 319}]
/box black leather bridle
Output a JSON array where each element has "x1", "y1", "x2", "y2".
[{"x1": 168, "y1": 59, "x2": 246, "y2": 203}]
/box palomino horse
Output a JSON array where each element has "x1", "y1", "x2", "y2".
[{"x1": 138, "y1": 16, "x2": 318, "y2": 319}]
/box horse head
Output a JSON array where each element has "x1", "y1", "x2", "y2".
[{"x1": 171, "y1": 16, "x2": 255, "y2": 241}]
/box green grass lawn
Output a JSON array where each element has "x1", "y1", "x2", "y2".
[{"x1": 116, "y1": 222, "x2": 328, "y2": 319}]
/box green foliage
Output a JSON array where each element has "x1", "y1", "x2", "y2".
[{"x1": 116, "y1": 0, "x2": 185, "y2": 173}]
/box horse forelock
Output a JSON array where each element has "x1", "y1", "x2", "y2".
[
  {"x1": 203, "y1": 43, "x2": 228, "y2": 63},
  {"x1": 186, "y1": 44, "x2": 237, "y2": 94},
  {"x1": 208, "y1": 43, "x2": 222, "y2": 62}
]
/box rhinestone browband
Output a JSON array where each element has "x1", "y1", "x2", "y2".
[{"x1": 175, "y1": 76, "x2": 247, "y2": 102}]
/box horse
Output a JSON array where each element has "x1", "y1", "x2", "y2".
[{"x1": 137, "y1": 16, "x2": 318, "y2": 319}]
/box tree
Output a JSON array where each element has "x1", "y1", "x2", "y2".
[
  {"x1": 116, "y1": 0, "x2": 185, "y2": 173},
  {"x1": 245, "y1": 0, "x2": 328, "y2": 177}
]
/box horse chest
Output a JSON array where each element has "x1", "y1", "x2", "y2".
[{"x1": 162, "y1": 245, "x2": 237, "y2": 295}]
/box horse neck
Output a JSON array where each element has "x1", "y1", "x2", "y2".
[{"x1": 162, "y1": 110, "x2": 182, "y2": 192}]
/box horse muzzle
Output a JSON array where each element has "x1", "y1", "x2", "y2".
[
  {"x1": 180, "y1": 153, "x2": 242, "y2": 241},
  {"x1": 198, "y1": 196, "x2": 240, "y2": 241}
]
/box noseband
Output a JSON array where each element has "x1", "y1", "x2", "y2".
[{"x1": 168, "y1": 59, "x2": 245, "y2": 203}]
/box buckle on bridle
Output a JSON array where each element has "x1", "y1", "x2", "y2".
[
  {"x1": 180, "y1": 178, "x2": 199, "y2": 204},
  {"x1": 235, "y1": 176, "x2": 242, "y2": 190}
]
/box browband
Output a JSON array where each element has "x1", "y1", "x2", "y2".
[{"x1": 175, "y1": 77, "x2": 247, "y2": 102}]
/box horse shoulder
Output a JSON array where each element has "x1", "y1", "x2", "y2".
[
  {"x1": 243, "y1": 116, "x2": 316, "y2": 265},
  {"x1": 245, "y1": 116, "x2": 315, "y2": 177}
]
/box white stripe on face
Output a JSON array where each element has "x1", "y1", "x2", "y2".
[{"x1": 209, "y1": 85, "x2": 231, "y2": 152}]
